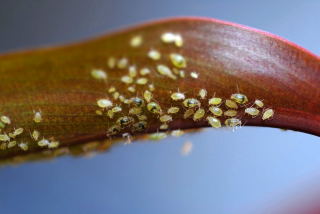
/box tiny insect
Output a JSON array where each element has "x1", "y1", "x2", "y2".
[
  {"x1": 193, "y1": 108, "x2": 205, "y2": 121},
  {"x1": 137, "y1": 115, "x2": 147, "y2": 121},
  {"x1": 128, "y1": 65, "x2": 137, "y2": 77},
  {"x1": 107, "y1": 110, "x2": 114, "y2": 119},
  {"x1": 170, "y1": 53, "x2": 186, "y2": 68},
  {"x1": 262, "y1": 109, "x2": 274, "y2": 120},
  {"x1": 183, "y1": 109, "x2": 195, "y2": 119},
  {"x1": 132, "y1": 121, "x2": 147, "y2": 132},
  {"x1": 0, "y1": 134, "x2": 9, "y2": 141},
  {"x1": 224, "y1": 118, "x2": 242, "y2": 127},
  {"x1": 224, "y1": 110, "x2": 238, "y2": 117},
  {"x1": 32, "y1": 130, "x2": 40, "y2": 141},
  {"x1": 160, "y1": 115, "x2": 173, "y2": 123},
  {"x1": 231, "y1": 93, "x2": 248, "y2": 104},
  {"x1": 108, "y1": 86, "x2": 116, "y2": 93},
  {"x1": 19, "y1": 142, "x2": 28, "y2": 151},
  {"x1": 171, "y1": 130, "x2": 184, "y2": 137},
  {"x1": 167, "y1": 107, "x2": 180, "y2": 114},
  {"x1": 161, "y1": 32, "x2": 183, "y2": 47},
  {"x1": 148, "y1": 49, "x2": 161, "y2": 60},
  {"x1": 131, "y1": 97, "x2": 144, "y2": 107},
  {"x1": 209, "y1": 106, "x2": 223, "y2": 117},
  {"x1": 48, "y1": 141, "x2": 60, "y2": 149},
  {"x1": 97, "y1": 99, "x2": 113, "y2": 108},
  {"x1": 129, "y1": 107, "x2": 142, "y2": 115},
  {"x1": 190, "y1": 72, "x2": 199, "y2": 79},
  {"x1": 147, "y1": 102, "x2": 162, "y2": 114},
  {"x1": 140, "y1": 68, "x2": 151, "y2": 76},
  {"x1": 33, "y1": 111, "x2": 42, "y2": 123},
  {"x1": 149, "y1": 132, "x2": 167, "y2": 141},
  {"x1": 225, "y1": 99, "x2": 238, "y2": 109},
  {"x1": 171, "y1": 92, "x2": 185, "y2": 101},
  {"x1": 121, "y1": 75, "x2": 133, "y2": 84},
  {"x1": 107, "y1": 125, "x2": 121, "y2": 135},
  {"x1": 136, "y1": 77, "x2": 148, "y2": 85},
  {"x1": 38, "y1": 139, "x2": 50, "y2": 147},
  {"x1": 91, "y1": 69, "x2": 107, "y2": 80},
  {"x1": 159, "y1": 123, "x2": 169, "y2": 130},
  {"x1": 244, "y1": 107, "x2": 260, "y2": 117},
  {"x1": 130, "y1": 35, "x2": 143, "y2": 47},
  {"x1": 208, "y1": 97, "x2": 222, "y2": 105},
  {"x1": 206, "y1": 116, "x2": 221, "y2": 128},
  {"x1": 183, "y1": 98, "x2": 200, "y2": 108},
  {"x1": 0, "y1": 116, "x2": 11, "y2": 124},
  {"x1": 12, "y1": 128, "x2": 24, "y2": 137},
  {"x1": 156, "y1": 64, "x2": 176, "y2": 79},
  {"x1": 116, "y1": 116, "x2": 134, "y2": 127},
  {"x1": 254, "y1": 99, "x2": 264, "y2": 108},
  {"x1": 143, "y1": 90, "x2": 152, "y2": 102},
  {"x1": 117, "y1": 58, "x2": 129, "y2": 69},
  {"x1": 7, "y1": 141, "x2": 17, "y2": 148},
  {"x1": 107, "y1": 57, "x2": 116, "y2": 69},
  {"x1": 198, "y1": 89, "x2": 207, "y2": 99}
]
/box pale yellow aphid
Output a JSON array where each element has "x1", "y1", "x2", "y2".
[
  {"x1": 107, "y1": 125, "x2": 121, "y2": 136},
  {"x1": 161, "y1": 32, "x2": 178, "y2": 43},
  {"x1": 143, "y1": 90, "x2": 152, "y2": 102},
  {"x1": 107, "y1": 57, "x2": 116, "y2": 69},
  {"x1": 0, "y1": 121, "x2": 5, "y2": 129},
  {"x1": 91, "y1": 69, "x2": 107, "y2": 80},
  {"x1": 48, "y1": 141, "x2": 60, "y2": 149},
  {"x1": 147, "y1": 102, "x2": 162, "y2": 114},
  {"x1": 224, "y1": 110, "x2": 238, "y2": 117},
  {"x1": 32, "y1": 130, "x2": 40, "y2": 141},
  {"x1": 0, "y1": 143, "x2": 6, "y2": 150},
  {"x1": 108, "y1": 86, "x2": 116, "y2": 93},
  {"x1": 171, "y1": 130, "x2": 185, "y2": 137},
  {"x1": 38, "y1": 138, "x2": 50, "y2": 147},
  {"x1": 140, "y1": 67, "x2": 151, "y2": 76},
  {"x1": 148, "y1": 84, "x2": 155, "y2": 91},
  {"x1": 137, "y1": 114, "x2": 147, "y2": 121},
  {"x1": 231, "y1": 93, "x2": 248, "y2": 104},
  {"x1": 129, "y1": 107, "x2": 142, "y2": 115},
  {"x1": 130, "y1": 35, "x2": 143, "y2": 47},
  {"x1": 95, "y1": 110, "x2": 103, "y2": 115},
  {"x1": 7, "y1": 141, "x2": 17, "y2": 148},
  {"x1": 97, "y1": 99, "x2": 113, "y2": 108},
  {"x1": 112, "y1": 106, "x2": 122, "y2": 113},
  {"x1": 179, "y1": 70, "x2": 185, "y2": 78},
  {"x1": 193, "y1": 108, "x2": 205, "y2": 121},
  {"x1": 148, "y1": 49, "x2": 161, "y2": 60},
  {"x1": 0, "y1": 134, "x2": 9, "y2": 141},
  {"x1": 160, "y1": 114, "x2": 173, "y2": 123},
  {"x1": 131, "y1": 97, "x2": 144, "y2": 107},
  {"x1": 160, "y1": 124, "x2": 169, "y2": 130},
  {"x1": 121, "y1": 75, "x2": 133, "y2": 84},
  {"x1": 128, "y1": 65, "x2": 137, "y2": 77},
  {"x1": 208, "y1": 97, "x2": 222, "y2": 105},
  {"x1": 19, "y1": 142, "x2": 28, "y2": 151},
  {"x1": 262, "y1": 109, "x2": 274, "y2": 120},
  {"x1": 225, "y1": 99, "x2": 238, "y2": 109},
  {"x1": 209, "y1": 106, "x2": 223, "y2": 117},
  {"x1": 0, "y1": 116, "x2": 11, "y2": 125},
  {"x1": 254, "y1": 99, "x2": 264, "y2": 108},
  {"x1": 132, "y1": 121, "x2": 147, "y2": 132},
  {"x1": 113, "y1": 92, "x2": 120, "y2": 100},
  {"x1": 33, "y1": 111, "x2": 42, "y2": 123},
  {"x1": 198, "y1": 89, "x2": 207, "y2": 99},
  {"x1": 127, "y1": 86, "x2": 136, "y2": 93},
  {"x1": 107, "y1": 110, "x2": 114, "y2": 119},
  {"x1": 116, "y1": 116, "x2": 134, "y2": 127},
  {"x1": 136, "y1": 77, "x2": 148, "y2": 85},
  {"x1": 183, "y1": 98, "x2": 200, "y2": 108},
  {"x1": 117, "y1": 58, "x2": 128, "y2": 69},
  {"x1": 206, "y1": 116, "x2": 222, "y2": 128},
  {"x1": 181, "y1": 141, "x2": 193, "y2": 156},
  {"x1": 190, "y1": 72, "x2": 199, "y2": 79},
  {"x1": 170, "y1": 53, "x2": 186, "y2": 68},
  {"x1": 149, "y1": 132, "x2": 167, "y2": 141},
  {"x1": 156, "y1": 64, "x2": 176, "y2": 79},
  {"x1": 183, "y1": 109, "x2": 195, "y2": 119},
  {"x1": 12, "y1": 128, "x2": 24, "y2": 137},
  {"x1": 225, "y1": 118, "x2": 242, "y2": 127},
  {"x1": 167, "y1": 107, "x2": 180, "y2": 114},
  {"x1": 171, "y1": 92, "x2": 185, "y2": 101},
  {"x1": 245, "y1": 107, "x2": 260, "y2": 117}
]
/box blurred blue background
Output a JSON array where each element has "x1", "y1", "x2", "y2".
[{"x1": 0, "y1": 1, "x2": 320, "y2": 214}]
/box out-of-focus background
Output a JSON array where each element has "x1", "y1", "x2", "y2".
[{"x1": 0, "y1": 1, "x2": 320, "y2": 214}]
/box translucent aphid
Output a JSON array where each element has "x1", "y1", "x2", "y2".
[
  {"x1": 225, "y1": 99, "x2": 238, "y2": 109},
  {"x1": 160, "y1": 124, "x2": 169, "y2": 130},
  {"x1": 148, "y1": 49, "x2": 161, "y2": 60},
  {"x1": 167, "y1": 107, "x2": 180, "y2": 114},
  {"x1": 91, "y1": 69, "x2": 107, "y2": 80},
  {"x1": 171, "y1": 92, "x2": 185, "y2": 101},
  {"x1": 160, "y1": 114, "x2": 173, "y2": 123},
  {"x1": 171, "y1": 130, "x2": 184, "y2": 137},
  {"x1": 179, "y1": 70, "x2": 185, "y2": 78},
  {"x1": 143, "y1": 90, "x2": 152, "y2": 102},
  {"x1": 206, "y1": 116, "x2": 222, "y2": 128},
  {"x1": 254, "y1": 99, "x2": 264, "y2": 108},
  {"x1": 198, "y1": 89, "x2": 207, "y2": 99},
  {"x1": 0, "y1": 134, "x2": 10, "y2": 142},
  {"x1": 7, "y1": 141, "x2": 16, "y2": 148},
  {"x1": 140, "y1": 68, "x2": 151, "y2": 76},
  {"x1": 137, "y1": 114, "x2": 147, "y2": 121},
  {"x1": 116, "y1": 116, "x2": 134, "y2": 128},
  {"x1": 97, "y1": 99, "x2": 113, "y2": 108},
  {"x1": 107, "y1": 125, "x2": 121, "y2": 136},
  {"x1": 129, "y1": 107, "x2": 142, "y2": 115},
  {"x1": 156, "y1": 64, "x2": 176, "y2": 79},
  {"x1": 149, "y1": 132, "x2": 167, "y2": 141},
  {"x1": 10, "y1": 128, "x2": 24, "y2": 138},
  {"x1": 183, "y1": 98, "x2": 200, "y2": 108},
  {"x1": 121, "y1": 75, "x2": 133, "y2": 84},
  {"x1": 107, "y1": 110, "x2": 114, "y2": 119},
  {"x1": 225, "y1": 118, "x2": 242, "y2": 127},
  {"x1": 128, "y1": 65, "x2": 137, "y2": 77},
  {"x1": 117, "y1": 58, "x2": 128, "y2": 69},
  {"x1": 183, "y1": 109, "x2": 195, "y2": 119},
  {"x1": 132, "y1": 121, "x2": 147, "y2": 132},
  {"x1": 231, "y1": 93, "x2": 248, "y2": 104},
  {"x1": 131, "y1": 97, "x2": 144, "y2": 107},
  {"x1": 136, "y1": 77, "x2": 148, "y2": 85},
  {"x1": 112, "y1": 106, "x2": 122, "y2": 113},
  {"x1": 130, "y1": 35, "x2": 143, "y2": 47},
  {"x1": 0, "y1": 121, "x2": 5, "y2": 129},
  {"x1": 208, "y1": 97, "x2": 222, "y2": 105},
  {"x1": 209, "y1": 106, "x2": 223, "y2": 117},
  {"x1": 190, "y1": 72, "x2": 199, "y2": 79},
  {"x1": 170, "y1": 53, "x2": 186, "y2": 68},
  {"x1": 32, "y1": 130, "x2": 40, "y2": 141},
  {"x1": 224, "y1": 110, "x2": 238, "y2": 117},
  {"x1": 1, "y1": 116, "x2": 11, "y2": 124},
  {"x1": 161, "y1": 32, "x2": 183, "y2": 47},
  {"x1": 127, "y1": 86, "x2": 136, "y2": 93},
  {"x1": 148, "y1": 84, "x2": 155, "y2": 91},
  {"x1": 33, "y1": 111, "x2": 42, "y2": 123},
  {"x1": 48, "y1": 141, "x2": 60, "y2": 149},
  {"x1": 245, "y1": 107, "x2": 260, "y2": 117},
  {"x1": 113, "y1": 92, "x2": 120, "y2": 100},
  {"x1": 38, "y1": 139, "x2": 50, "y2": 147},
  {"x1": 262, "y1": 109, "x2": 274, "y2": 120},
  {"x1": 193, "y1": 108, "x2": 205, "y2": 121},
  {"x1": 108, "y1": 86, "x2": 116, "y2": 93},
  {"x1": 107, "y1": 57, "x2": 116, "y2": 69},
  {"x1": 181, "y1": 141, "x2": 193, "y2": 156},
  {"x1": 19, "y1": 143, "x2": 28, "y2": 151},
  {"x1": 147, "y1": 102, "x2": 162, "y2": 114}
]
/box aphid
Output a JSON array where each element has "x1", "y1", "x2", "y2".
[
  {"x1": 121, "y1": 75, "x2": 133, "y2": 84},
  {"x1": 117, "y1": 57, "x2": 128, "y2": 69},
  {"x1": 198, "y1": 89, "x2": 207, "y2": 99},
  {"x1": 112, "y1": 106, "x2": 122, "y2": 113},
  {"x1": 137, "y1": 114, "x2": 147, "y2": 121},
  {"x1": 1, "y1": 115, "x2": 11, "y2": 124},
  {"x1": 116, "y1": 116, "x2": 134, "y2": 127},
  {"x1": 0, "y1": 121, "x2": 5, "y2": 129},
  {"x1": 224, "y1": 110, "x2": 238, "y2": 117},
  {"x1": 179, "y1": 70, "x2": 185, "y2": 78},
  {"x1": 130, "y1": 35, "x2": 143, "y2": 47},
  {"x1": 48, "y1": 141, "x2": 60, "y2": 149},
  {"x1": 167, "y1": 107, "x2": 180, "y2": 114},
  {"x1": 143, "y1": 90, "x2": 152, "y2": 102},
  {"x1": 108, "y1": 86, "x2": 116, "y2": 93},
  {"x1": 181, "y1": 141, "x2": 192, "y2": 156},
  {"x1": 148, "y1": 84, "x2": 155, "y2": 91},
  {"x1": 156, "y1": 64, "x2": 176, "y2": 79},
  {"x1": 127, "y1": 86, "x2": 136, "y2": 93},
  {"x1": 147, "y1": 102, "x2": 162, "y2": 114},
  {"x1": 95, "y1": 110, "x2": 103, "y2": 115},
  {"x1": 0, "y1": 143, "x2": 6, "y2": 150},
  {"x1": 91, "y1": 69, "x2": 107, "y2": 80},
  {"x1": 224, "y1": 118, "x2": 242, "y2": 127},
  {"x1": 113, "y1": 92, "x2": 120, "y2": 100},
  {"x1": 19, "y1": 142, "x2": 28, "y2": 151},
  {"x1": 244, "y1": 107, "x2": 260, "y2": 117},
  {"x1": 12, "y1": 128, "x2": 24, "y2": 137},
  {"x1": 107, "y1": 57, "x2": 116, "y2": 69},
  {"x1": 0, "y1": 134, "x2": 10, "y2": 141},
  {"x1": 183, "y1": 98, "x2": 200, "y2": 108},
  {"x1": 262, "y1": 109, "x2": 274, "y2": 120},
  {"x1": 254, "y1": 99, "x2": 264, "y2": 108},
  {"x1": 136, "y1": 77, "x2": 148, "y2": 85},
  {"x1": 7, "y1": 141, "x2": 17, "y2": 148},
  {"x1": 128, "y1": 65, "x2": 137, "y2": 77},
  {"x1": 107, "y1": 110, "x2": 114, "y2": 119},
  {"x1": 149, "y1": 132, "x2": 167, "y2": 141},
  {"x1": 231, "y1": 93, "x2": 248, "y2": 104},
  {"x1": 38, "y1": 139, "x2": 50, "y2": 147},
  {"x1": 160, "y1": 114, "x2": 173, "y2": 123},
  {"x1": 171, "y1": 92, "x2": 185, "y2": 101},
  {"x1": 107, "y1": 125, "x2": 121, "y2": 135},
  {"x1": 148, "y1": 49, "x2": 161, "y2": 60},
  {"x1": 183, "y1": 109, "x2": 195, "y2": 119},
  {"x1": 209, "y1": 106, "x2": 223, "y2": 117},
  {"x1": 131, "y1": 97, "x2": 144, "y2": 107},
  {"x1": 160, "y1": 123, "x2": 169, "y2": 130},
  {"x1": 33, "y1": 111, "x2": 42, "y2": 123},
  {"x1": 171, "y1": 130, "x2": 184, "y2": 137},
  {"x1": 208, "y1": 97, "x2": 222, "y2": 105},
  {"x1": 160, "y1": 32, "x2": 183, "y2": 47},
  {"x1": 140, "y1": 67, "x2": 151, "y2": 76},
  {"x1": 193, "y1": 108, "x2": 205, "y2": 121},
  {"x1": 32, "y1": 130, "x2": 40, "y2": 141},
  {"x1": 97, "y1": 99, "x2": 113, "y2": 108},
  {"x1": 190, "y1": 72, "x2": 199, "y2": 79},
  {"x1": 170, "y1": 53, "x2": 186, "y2": 68},
  {"x1": 132, "y1": 121, "x2": 147, "y2": 132},
  {"x1": 206, "y1": 116, "x2": 222, "y2": 128},
  {"x1": 225, "y1": 99, "x2": 238, "y2": 109},
  {"x1": 129, "y1": 107, "x2": 142, "y2": 115}
]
